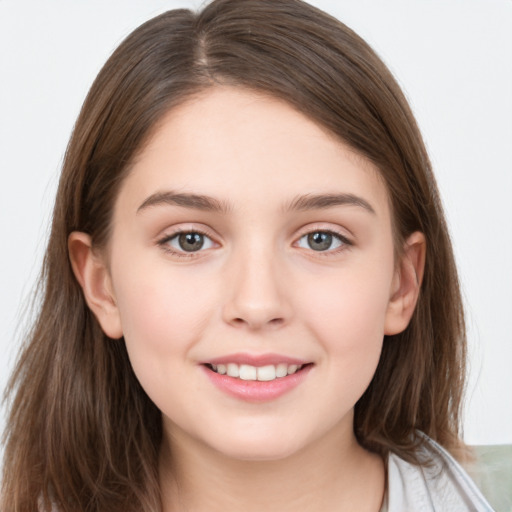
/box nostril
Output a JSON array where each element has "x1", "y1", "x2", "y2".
[{"x1": 229, "y1": 316, "x2": 285, "y2": 328}]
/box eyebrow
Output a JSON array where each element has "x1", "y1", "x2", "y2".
[
  {"x1": 137, "y1": 190, "x2": 375, "y2": 216},
  {"x1": 284, "y1": 193, "x2": 376, "y2": 214},
  {"x1": 137, "y1": 191, "x2": 232, "y2": 214}
]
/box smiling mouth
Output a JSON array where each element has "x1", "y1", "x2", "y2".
[{"x1": 205, "y1": 363, "x2": 309, "y2": 382}]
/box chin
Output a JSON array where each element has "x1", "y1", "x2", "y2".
[{"x1": 207, "y1": 429, "x2": 308, "y2": 463}]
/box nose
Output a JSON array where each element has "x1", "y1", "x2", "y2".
[{"x1": 222, "y1": 245, "x2": 292, "y2": 331}]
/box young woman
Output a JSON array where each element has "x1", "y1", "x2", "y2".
[{"x1": 1, "y1": 0, "x2": 495, "y2": 510}]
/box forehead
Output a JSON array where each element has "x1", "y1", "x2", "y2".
[{"x1": 117, "y1": 86, "x2": 390, "y2": 220}]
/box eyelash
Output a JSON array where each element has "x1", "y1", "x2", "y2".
[
  {"x1": 157, "y1": 228, "x2": 215, "y2": 259},
  {"x1": 295, "y1": 229, "x2": 353, "y2": 256},
  {"x1": 157, "y1": 227, "x2": 353, "y2": 259}
]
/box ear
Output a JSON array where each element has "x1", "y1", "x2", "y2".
[
  {"x1": 68, "y1": 232, "x2": 123, "y2": 339},
  {"x1": 384, "y1": 231, "x2": 426, "y2": 335}
]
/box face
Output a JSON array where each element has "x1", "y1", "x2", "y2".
[{"x1": 94, "y1": 87, "x2": 407, "y2": 461}]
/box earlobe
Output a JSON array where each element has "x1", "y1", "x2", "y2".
[
  {"x1": 68, "y1": 232, "x2": 123, "y2": 339},
  {"x1": 384, "y1": 231, "x2": 426, "y2": 335}
]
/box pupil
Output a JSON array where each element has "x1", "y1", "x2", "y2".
[
  {"x1": 308, "y1": 232, "x2": 332, "y2": 251},
  {"x1": 179, "y1": 232, "x2": 204, "y2": 252}
]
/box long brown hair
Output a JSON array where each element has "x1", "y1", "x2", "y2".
[{"x1": 1, "y1": 1, "x2": 466, "y2": 510}]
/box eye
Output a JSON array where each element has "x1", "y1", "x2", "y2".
[
  {"x1": 296, "y1": 231, "x2": 349, "y2": 252},
  {"x1": 162, "y1": 231, "x2": 215, "y2": 253}
]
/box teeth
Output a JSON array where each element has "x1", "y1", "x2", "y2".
[
  {"x1": 287, "y1": 364, "x2": 298, "y2": 374},
  {"x1": 275, "y1": 363, "x2": 288, "y2": 378},
  {"x1": 239, "y1": 364, "x2": 257, "y2": 380},
  {"x1": 257, "y1": 365, "x2": 276, "y2": 381},
  {"x1": 210, "y1": 363, "x2": 304, "y2": 381},
  {"x1": 227, "y1": 363, "x2": 239, "y2": 378}
]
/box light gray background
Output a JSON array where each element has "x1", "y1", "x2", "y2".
[{"x1": 1, "y1": 0, "x2": 511, "y2": 445}]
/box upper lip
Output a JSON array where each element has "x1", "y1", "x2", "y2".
[{"x1": 202, "y1": 353, "x2": 310, "y2": 367}]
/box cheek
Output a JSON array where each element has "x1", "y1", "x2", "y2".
[
  {"x1": 110, "y1": 260, "x2": 221, "y2": 415},
  {"x1": 301, "y1": 269, "x2": 391, "y2": 343},
  {"x1": 110, "y1": 258, "x2": 217, "y2": 368},
  {"x1": 297, "y1": 262, "x2": 393, "y2": 387},
  {"x1": 302, "y1": 279, "x2": 388, "y2": 416}
]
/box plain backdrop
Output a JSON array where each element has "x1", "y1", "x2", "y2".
[{"x1": 1, "y1": 0, "x2": 511, "y2": 446}]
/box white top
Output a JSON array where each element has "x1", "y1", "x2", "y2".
[{"x1": 383, "y1": 434, "x2": 495, "y2": 512}]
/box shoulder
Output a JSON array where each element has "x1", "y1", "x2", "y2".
[{"x1": 385, "y1": 433, "x2": 495, "y2": 512}]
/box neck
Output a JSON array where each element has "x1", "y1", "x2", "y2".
[{"x1": 159, "y1": 421, "x2": 385, "y2": 512}]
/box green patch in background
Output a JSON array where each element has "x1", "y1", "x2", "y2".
[{"x1": 467, "y1": 445, "x2": 512, "y2": 512}]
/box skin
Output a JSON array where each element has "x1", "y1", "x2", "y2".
[{"x1": 69, "y1": 87, "x2": 425, "y2": 512}]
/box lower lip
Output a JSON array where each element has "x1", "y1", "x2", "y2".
[{"x1": 202, "y1": 365, "x2": 312, "y2": 403}]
